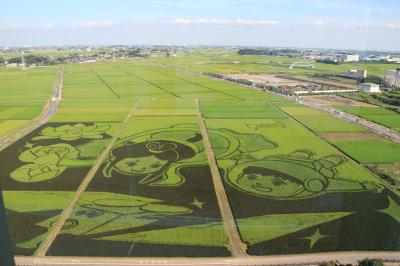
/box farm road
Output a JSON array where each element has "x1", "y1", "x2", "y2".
[
  {"x1": 297, "y1": 98, "x2": 400, "y2": 144},
  {"x1": 15, "y1": 251, "x2": 400, "y2": 266},
  {"x1": 195, "y1": 99, "x2": 248, "y2": 257},
  {"x1": 34, "y1": 100, "x2": 141, "y2": 256}
]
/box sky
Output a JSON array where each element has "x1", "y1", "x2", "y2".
[{"x1": 1, "y1": 0, "x2": 400, "y2": 51}]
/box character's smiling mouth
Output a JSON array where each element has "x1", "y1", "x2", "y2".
[{"x1": 252, "y1": 184, "x2": 272, "y2": 192}]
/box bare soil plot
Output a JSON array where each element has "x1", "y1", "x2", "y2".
[
  {"x1": 302, "y1": 95, "x2": 375, "y2": 106},
  {"x1": 320, "y1": 132, "x2": 382, "y2": 141},
  {"x1": 232, "y1": 73, "x2": 308, "y2": 87}
]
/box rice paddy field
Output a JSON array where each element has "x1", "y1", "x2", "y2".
[
  {"x1": 334, "y1": 105, "x2": 400, "y2": 132},
  {"x1": 0, "y1": 66, "x2": 57, "y2": 137},
  {"x1": 0, "y1": 60, "x2": 399, "y2": 258}
]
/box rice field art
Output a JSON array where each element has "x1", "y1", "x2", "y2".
[
  {"x1": 1, "y1": 60, "x2": 400, "y2": 260},
  {"x1": 205, "y1": 118, "x2": 400, "y2": 256},
  {"x1": 0, "y1": 122, "x2": 120, "y2": 255},
  {"x1": 2, "y1": 116, "x2": 400, "y2": 257},
  {"x1": 42, "y1": 121, "x2": 232, "y2": 257}
]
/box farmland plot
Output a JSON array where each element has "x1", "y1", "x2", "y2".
[
  {"x1": 334, "y1": 105, "x2": 400, "y2": 132},
  {"x1": 47, "y1": 115, "x2": 230, "y2": 257},
  {"x1": 204, "y1": 108, "x2": 400, "y2": 255},
  {"x1": 0, "y1": 67, "x2": 57, "y2": 136},
  {"x1": 0, "y1": 122, "x2": 122, "y2": 255}
]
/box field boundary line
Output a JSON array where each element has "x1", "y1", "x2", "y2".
[
  {"x1": 195, "y1": 99, "x2": 248, "y2": 257},
  {"x1": 112, "y1": 64, "x2": 181, "y2": 99},
  {"x1": 151, "y1": 63, "x2": 243, "y2": 100},
  {"x1": 157, "y1": 61, "x2": 400, "y2": 143},
  {"x1": 276, "y1": 104, "x2": 400, "y2": 197},
  {"x1": 0, "y1": 66, "x2": 64, "y2": 151},
  {"x1": 88, "y1": 66, "x2": 121, "y2": 99},
  {"x1": 34, "y1": 100, "x2": 141, "y2": 256}
]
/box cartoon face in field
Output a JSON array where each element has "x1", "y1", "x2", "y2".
[
  {"x1": 114, "y1": 156, "x2": 167, "y2": 175},
  {"x1": 227, "y1": 150, "x2": 384, "y2": 200},
  {"x1": 237, "y1": 167, "x2": 304, "y2": 198},
  {"x1": 103, "y1": 139, "x2": 197, "y2": 185}
]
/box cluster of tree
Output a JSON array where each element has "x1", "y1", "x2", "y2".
[
  {"x1": 25, "y1": 55, "x2": 52, "y2": 65},
  {"x1": 8, "y1": 57, "x2": 22, "y2": 64},
  {"x1": 313, "y1": 73, "x2": 337, "y2": 78},
  {"x1": 371, "y1": 92, "x2": 400, "y2": 107},
  {"x1": 358, "y1": 75, "x2": 382, "y2": 85},
  {"x1": 127, "y1": 48, "x2": 144, "y2": 57},
  {"x1": 237, "y1": 48, "x2": 299, "y2": 56},
  {"x1": 7, "y1": 55, "x2": 54, "y2": 65},
  {"x1": 320, "y1": 258, "x2": 384, "y2": 266},
  {"x1": 203, "y1": 72, "x2": 224, "y2": 79},
  {"x1": 226, "y1": 77, "x2": 253, "y2": 86},
  {"x1": 316, "y1": 58, "x2": 340, "y2": 65}
]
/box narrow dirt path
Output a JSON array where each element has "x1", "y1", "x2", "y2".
[
  {"x1": 195, "y1": 99, "x2": 247, "y2": 257},
  {"x1": 34, "y1": 100, "x2": 141, "y2": 256},
  {"x1": 0, "y1": 66, "x2": 64, "y2": 151}
]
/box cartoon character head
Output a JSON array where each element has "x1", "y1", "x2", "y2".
[
  {"x1": 226, "y1": 150, "x2": 350, "y2": 199},
  {"x1": 236, "y1": 166, "x2": 305, "y2": 198},
  {"x1": 103, "y1": 140, "x2": 195, "y2": 185},
  {"x1": 10, "y1": 143, "x2": 80, "y2": 183}
]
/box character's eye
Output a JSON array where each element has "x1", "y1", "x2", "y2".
[
  {"x1": 272, "y1": 179, "x2": 286, "y2": 186},
  {"x1": 247, "y1": 174, "x2": 257, "y2": 180},
  {"x1": 127, "y1": 162, "x2": 136, "y2": 167},
  {"x1": 150, "y1": 163, "x2": 161, "y2": 168}
]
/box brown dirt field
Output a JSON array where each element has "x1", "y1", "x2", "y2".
[
  {"x1": 233, "y1": 73, "x2": 308, "y2": 87},
  {"x1": 303, "y1": 95, "x2": 375, "y2": 106},
  {"x1": 320, "y1": 132, "x2": 382, "y2": 141}
]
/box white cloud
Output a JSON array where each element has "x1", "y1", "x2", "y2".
[
  {"x1": 173, "y1": 18, "x2": 280, "y2": 25},
  {"x1": 79, "y1": 20, "x2": 117, "y2": 27},
  {"x1": 312, "y1": 20, "x2": 326, "y2": 27},
  {"x1": 43, "y1": 23, "x2": 54, "y2": 29},
  {"x1": 385, "y1": 23, "x2": 400, "y2": 29}
]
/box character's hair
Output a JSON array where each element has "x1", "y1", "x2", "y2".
[{"x1": 240, "y1": 166, "x2": 303, "y2": 185}]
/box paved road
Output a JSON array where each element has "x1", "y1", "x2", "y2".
[
  {"x1": 297, "y1": 98, "x2": 400, "y2": 144},
  {"x1": 15, "y1": 251, "x2": 400, "y2": 266},
  {"x1": 0, "y1": 66, "x2": 64, "y2": 151}
]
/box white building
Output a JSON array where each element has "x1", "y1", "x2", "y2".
[
  {"x1": 384, "y1": 69, "x2": 400, "y2": 89},
  {"x1": 340, "y1": 54, "x2": 360, "y2": 62},
  {"x1": 358, "y1": 83, "x2": 381, "y2": 93}
]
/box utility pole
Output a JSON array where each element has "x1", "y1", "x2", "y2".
[{"x1": 21, "y1": 51, "x2": 26, "y2": 70}]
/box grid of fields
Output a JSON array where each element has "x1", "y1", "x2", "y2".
[
  {"x1": 63, "y1": 62, "x2": 289, "y2": 102},
  {"x1": 0, "y1": 67, "x2": 57, "y2": 137},
  {"x1": 1, "y1": 62, "x2": 399, "y2": 258}
]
